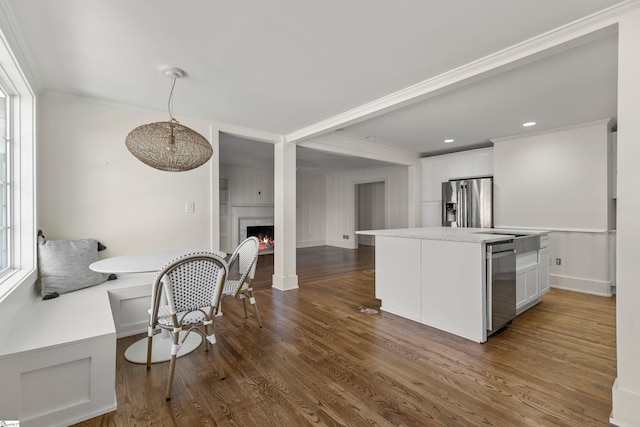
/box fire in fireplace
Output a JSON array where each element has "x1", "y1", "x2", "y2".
[{"x1": 247, "y1": 225, "x2": 274, "y2": 253}]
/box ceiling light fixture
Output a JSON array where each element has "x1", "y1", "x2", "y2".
[
  {"x1": 125, "y1": 67, "x2": 213, "y2": 172},
  {"x1": 444, "y1": 139, "x2": 454, "y2": 143},
  {"x1": 522, "y1": 121, "x2": 537, "y2": 127}
]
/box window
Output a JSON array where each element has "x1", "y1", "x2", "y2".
[
  {"x1": 0, "y1": 24, "x2": 37, "y2": 302},
  {"x1": 0, "y1": 88, "x2": 9, "y2": 273}
]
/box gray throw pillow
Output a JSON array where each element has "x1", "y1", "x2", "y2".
[{"x1": 38, "y1": 237, "x2": 108, "y2": 296}]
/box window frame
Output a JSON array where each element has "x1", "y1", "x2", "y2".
[
  {"x1": 0, "y1": 87, "x2": 11, "y2": 275},
  {"x1": 0, "y1": 21, "x2": 38, "y2": 305}
]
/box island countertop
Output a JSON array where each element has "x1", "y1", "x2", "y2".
[{"x1": 356, "y1": 226, "x2": 548, "y2": 243}]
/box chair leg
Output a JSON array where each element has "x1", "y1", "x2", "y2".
[
  {"x1": 165, "y1": 333, "x2": 180, "y2": 400},
  {"x1": 165, "y1": 354, "x2": 177, "y2": 401},
  {"x1": 250, "y1": 296, "x2": 263, "y2": 328},
  {"x1": 146, "y1": 331, "x2": 153, "y2": 368},
  {"x1": 206, "y1": 334, "x2": 225, "y2": 380},
  {"x1": 240, "y1": 294, "x2": 249, "y2": 319},
  {"x1": 243, "y1": 290, "x2": 263, "y2": 328},
  {"x1": 204, "y1": 325, "x2": 211, "y2": 352}
]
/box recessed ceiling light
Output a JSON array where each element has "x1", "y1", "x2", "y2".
[
  {"x1": 522, "y1": 121, "x2": 537, "y2": 127},
  {"x1": 444, "y1": 139, "x2": 454, "y2": 143},
  {"x1": 365, "y1": 135, "x2": 377, "y2": 140}
]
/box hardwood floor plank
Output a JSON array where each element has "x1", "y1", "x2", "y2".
[{"x1": 75, "y1": 245, "x2": 616, "y2": 426}]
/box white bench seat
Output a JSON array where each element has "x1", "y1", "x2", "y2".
[{"x1": 0, "y1": 273, "x2": 154, "y2": 427}]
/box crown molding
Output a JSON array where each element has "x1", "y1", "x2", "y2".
[
  {"x1": 0, "y1": 0, "x2": 42, "y2": 94},
  {"x1": 286, "y1": 0, "x2": 640, "y2": 144},
  {"x1": 491, "y1": 118, "x2": 612, "y2": 144}
]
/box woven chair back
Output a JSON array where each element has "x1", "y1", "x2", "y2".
[
  {"x1": 226, "y1": 237, "x2": 259, "y2": 296},
  {"x1": 154, "y1": 252, "x2": 227, "y2": 315}
]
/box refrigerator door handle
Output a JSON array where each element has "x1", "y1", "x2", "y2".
[
  {"x1": 459, "y1": 184, "x2": 463, "y2": 227},
  {"x1": 456, "y1": 185, "x2": 462, "y2": 226},
  {"x1": 461, "y1": 183, "x2": 467, "y2": 227}
]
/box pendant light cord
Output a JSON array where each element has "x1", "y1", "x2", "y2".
[{"x1": 167, "y1": 76, "x2": 177, "y2": 122}]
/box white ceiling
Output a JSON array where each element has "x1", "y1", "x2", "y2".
[{"x1": 4, "y1": 0, "x2": 624, "y2": 172}]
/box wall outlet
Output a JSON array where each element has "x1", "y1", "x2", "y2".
[
  {"x1": 343, "y1": 234, "x2": 349, "y2": 240},
  {"x1": 555, "y1": 258, "x2": 561, "y2": 266}
]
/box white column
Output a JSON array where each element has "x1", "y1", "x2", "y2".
[
  {"x1": 611, "y1": 9, "x2": 640, "y2": 427},
  {"x1": 210, "y1": 126, "x2": 220, "y2": 252},
  {"x1": 272, "y1": 136, "x2": 299, "y2": 291}
]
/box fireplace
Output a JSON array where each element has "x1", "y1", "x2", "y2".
[
  {"x1": 247, "y1": 225, "x2": 274, "y2": 253},
  {"x1": 238, "y1": 213, "x2": 274, "y2": 255}
]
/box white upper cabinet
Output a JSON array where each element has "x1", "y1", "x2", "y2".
[
  {"x1": 447, "y1": 156, "x2": 473, "y2": 180},
  {"x1": 471, "y1": 150, "x2": 493, "y2": 176},
  {"x1": 421, "y1": 147, "x2": 493, "y2": 203}
]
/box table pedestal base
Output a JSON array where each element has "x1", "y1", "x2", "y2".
[{"x1": 124, "y1": 333, "x2": 203, "y2": 364}]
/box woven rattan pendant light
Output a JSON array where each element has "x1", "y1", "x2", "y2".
[{"x1": 125, "y1": 67, "x2": 213, "y2": 172}]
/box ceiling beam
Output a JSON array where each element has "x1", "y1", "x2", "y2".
[
  {"x1": 298, "y1": 133, "x2": 420, "y2": 167},
  {"x1": 286, "y1": 0, "x2": 639, "y2": 145}
]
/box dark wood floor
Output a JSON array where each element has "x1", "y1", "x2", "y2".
[{"x1": 76, "y1": 245, "x2": 616, "y2": 426}]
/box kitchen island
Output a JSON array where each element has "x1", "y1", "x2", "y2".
[{"x1": 356, "y1": 227, "x2": 549, "y2": 343}]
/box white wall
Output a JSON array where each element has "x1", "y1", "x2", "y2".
[
  {"x1": 492, "y1": 120, "x2": 613, "y2": 296},
  {"x1": 493, "y1": 120, "x2": 610, "y2": 231},
  {"x1": 219, "y1": 164, "x2": 326, "y2": 248},
  {"x1": 219, "y1": 161, "x2": 413, "y2": 251},
  {"x1": 326, "y1": 165, "x2": 409, "y2": 249},
  {"x1": 547, "y1": 231, "x2": 611, "y2": 295},
  {"x1": 612, "y1": 8, "x2": 640, "y2": 426},
  {"x1": 221, "y1": 163, "x2": 407, "y2": 250},
  {"x1": 38, "y1": 92, "x2": 216, "y2": 257},
  {"x1": 221, "y1": 164, "x2": 274, "y2": 206},
  {"x1": 297, "y1": 172, "x2": 327, "y2": 247}
]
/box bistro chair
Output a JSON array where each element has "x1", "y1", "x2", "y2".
[
  {"x1": 222, "y1": 236, "x2": 262, "y2": 327},
  {"x1": 146, "y1": 252, "x2": 227, "y2": 400}
]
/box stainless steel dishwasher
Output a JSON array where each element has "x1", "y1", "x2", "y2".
[{"x1": 486, "y1": 240, "x2": 516, "y2": 335}]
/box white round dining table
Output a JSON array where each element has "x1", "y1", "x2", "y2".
[{"x1": 90, "y1": 250, "x2": 226, "y2": 364}]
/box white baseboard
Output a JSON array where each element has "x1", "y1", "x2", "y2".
[
  {"x1": 611, "y1": 378, "x2": 640, "y2": 427},
  {"x1": 272, "y1": 274, "x2": 299, "y2": 291},
  {"x1": 325, "y1": 239, "x2": 357, "y2": 249},
  {"x1": 550, "y1": 274, "x2": 613, "y2": 296},
  {"x1": 296, "y1": 240, "x2": 325, "y2": 248}
]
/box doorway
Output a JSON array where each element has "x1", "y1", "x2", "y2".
[{"x1": 356, "y1": 181, "x2": 386, "y2": 246}]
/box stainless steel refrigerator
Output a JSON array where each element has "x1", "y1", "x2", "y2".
[{"x1": 442, "y1": 177, "x2": 493, "y2": 228}]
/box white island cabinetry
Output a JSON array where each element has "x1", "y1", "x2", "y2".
[
  {"x1": 359, "y1": 227, "x2": 549, "y2": 343},
  {"x1": 515, "y1": 233, "x2": 550, "y2": 314},
  {"x1": 516, "y1": 251, "x2": 539, "y2": 312},
  {"x1": 420, "y1": 238, "x2": 486, "y2": 341},
  {"x1": 375, "y1": 236, "x2": 422, "y2": 321}
]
